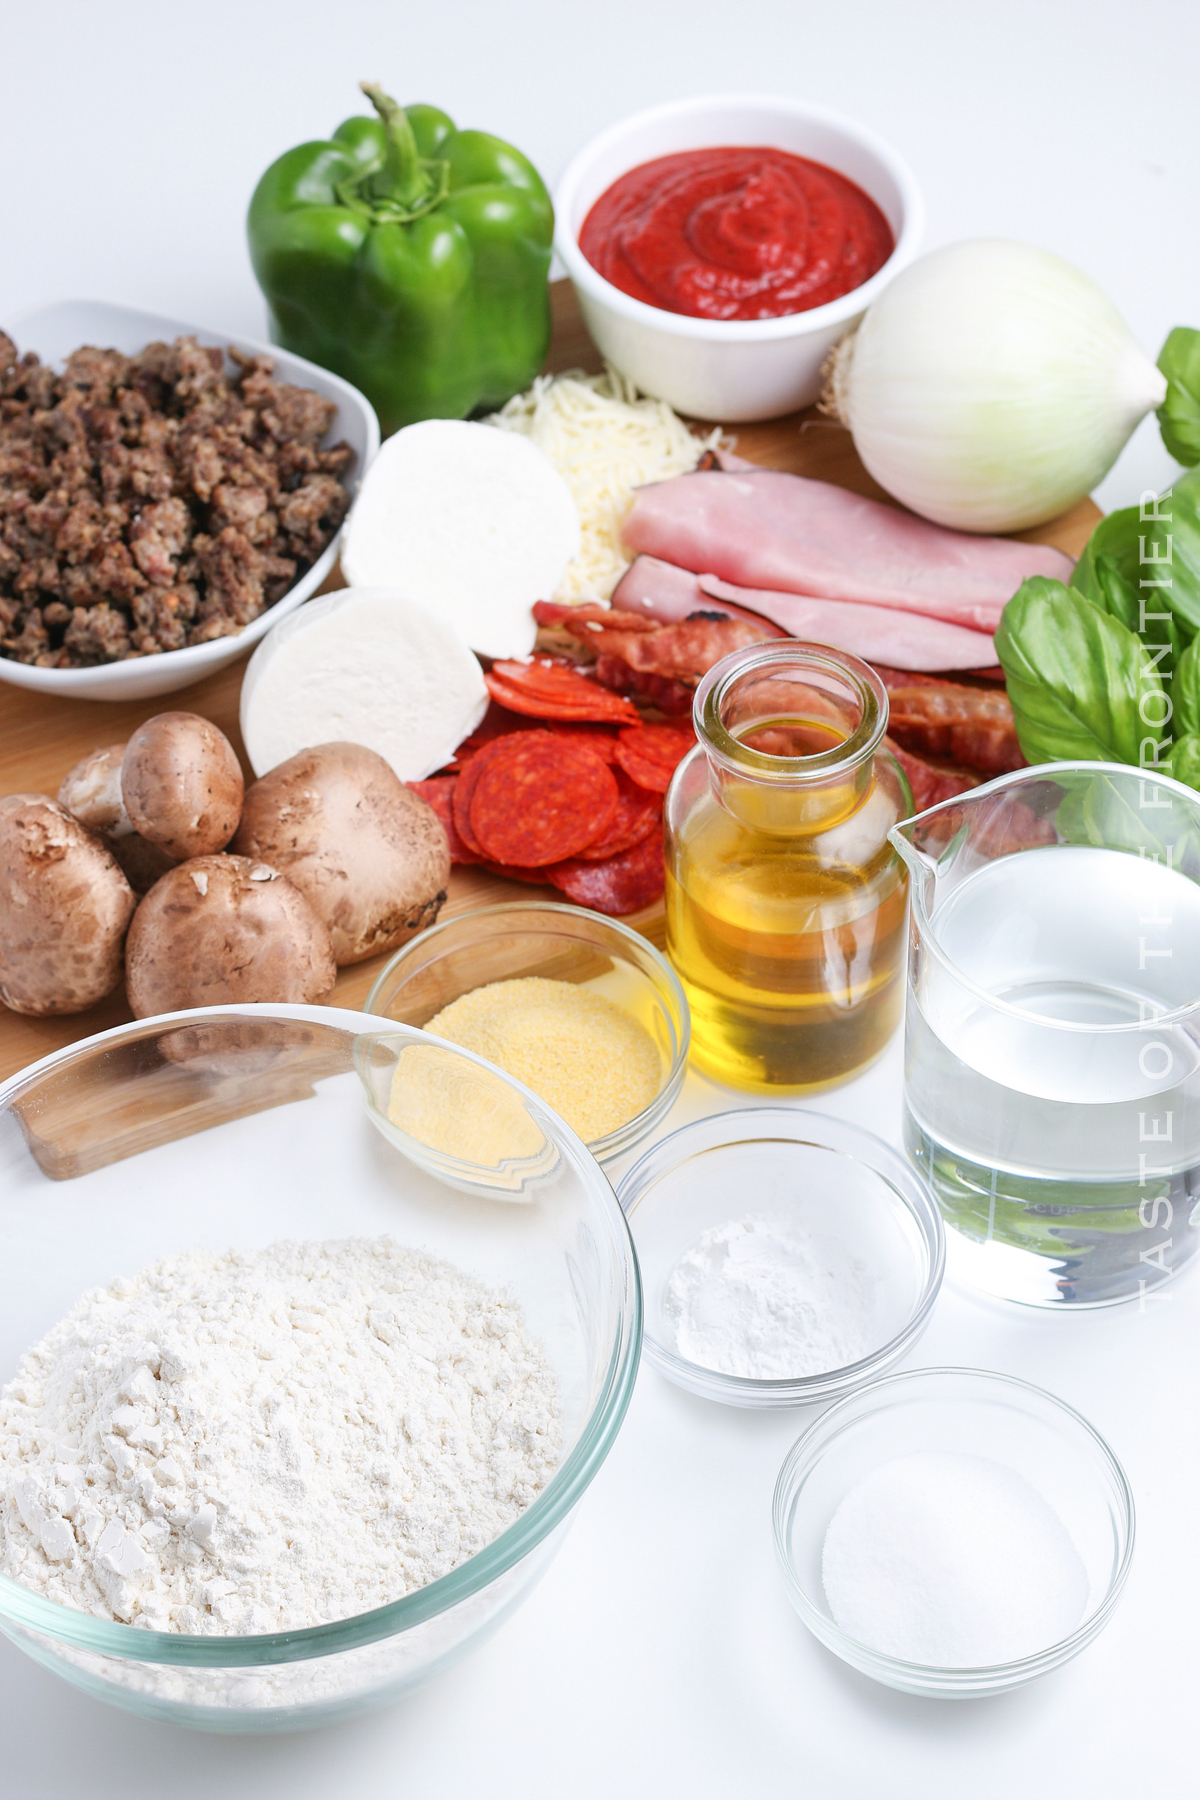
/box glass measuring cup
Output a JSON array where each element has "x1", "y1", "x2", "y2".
[
  {"x1": 888, "y1": 761, "x2": 1200, "y2": 1306},
  {"x1": 664, "y1": 640, "x2": 909, "y2": 1092}
]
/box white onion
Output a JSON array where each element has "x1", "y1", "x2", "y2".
[{"x1": 829, "y1": 240, "x2": 1167, "y2": 533}]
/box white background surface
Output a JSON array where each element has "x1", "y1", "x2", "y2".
[{"x1": 2, "y1": 1, "x2": 1199, "y2": 1794}]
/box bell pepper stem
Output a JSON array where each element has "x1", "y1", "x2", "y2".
[{"x1": 360, "y1": 81, "x2": 430, "y2": 211}]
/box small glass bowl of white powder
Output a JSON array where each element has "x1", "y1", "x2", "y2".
[
  {"x1": 773, "y1": 1367, "x2": 1135, "y2": 1697},
  {"x1": 615, "y1": 1108, "x2": 944, "y2": 1408}
]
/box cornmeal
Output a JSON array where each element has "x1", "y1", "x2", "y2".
[{"x1": 423, "y1": 977, "x2": 662, "y2": 1143}]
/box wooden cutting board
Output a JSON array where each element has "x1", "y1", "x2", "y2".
[{"x1": 0, "y1": 281, "x2": 1099, "y2": 1082}]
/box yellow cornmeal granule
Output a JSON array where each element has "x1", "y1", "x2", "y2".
[
  {"x1": 423, "y1": 977, "x2": 663, "y2": 1144},
  {"x1": 387, "y1": 1043, "x2": 548, "y2": 1170}
]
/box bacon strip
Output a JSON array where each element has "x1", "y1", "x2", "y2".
[
  {"x1": 876, "y1": 673, "x2": 1023, "y2": 775},
  {"x1": 885, "y1": 739, "x2": 979, "y2": 813},
  {"x1": 532, "y1": 600, "x2": 773, "y2": 681},
  {"x1": 530, "y1": 604, "x2": 1021, "y2": 775}
]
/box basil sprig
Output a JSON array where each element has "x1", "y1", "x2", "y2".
[
  {"x1": 996, "y1": 579, "x2": 1164, "y2": 767},
  {"x1": 1158, "y1": 327, "x2": 1200, "y2": 469},
  {"x1": 997, "y1": 468, "x2": 1200, "y2": 787}
]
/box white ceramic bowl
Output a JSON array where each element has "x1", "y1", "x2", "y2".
[
  {"x1": 554, "y1": 94, "x2": 923, "y2": 421},
  {"x1": 0, "y1": 300, "x2": 380, "y2": 703}
]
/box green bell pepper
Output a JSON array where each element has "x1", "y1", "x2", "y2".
[{"x1": 247, "y1": 83, "x2": 554, "y2": 434}]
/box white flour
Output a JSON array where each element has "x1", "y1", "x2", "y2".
[
  {"x1": 0, "y1": 1237, "x2": 561, "y2": 1634},
  {"x1": 662, "y1": 1214, "x2": 882, "y2": 1380}
]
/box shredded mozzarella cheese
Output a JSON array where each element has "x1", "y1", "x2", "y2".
[{"x1": 488, "y1": 367, "x2": 724, "y2": 602}]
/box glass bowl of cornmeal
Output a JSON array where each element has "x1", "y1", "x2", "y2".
[{"x1": 364, "y1": 902, "x2": 690, "y2": 1168}]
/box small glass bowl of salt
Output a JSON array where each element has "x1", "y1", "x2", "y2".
[
  {"x1": 614, "y1": 1108, "x2": 944, "y2": 1408},
  {"x1": 773, "y1": 1367, "x2": 1136, "y2": 1697}
]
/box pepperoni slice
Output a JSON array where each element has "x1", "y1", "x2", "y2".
[
  {"x1": 448, "y1": 700, "x2": 528, "y2": 767},
  {"x1": 452, "y1": 733, "x2": 551, "y2": 857},
  {"x1": 572, "y1": 769, "x2": 661, "y2": 861},
  {"x1": 486, "y1": 659, "x2": 641, "y2": 725},
  {"x1": 480, "y1": 861, "x2": 553, "y2": 884},
  {"x1": 614, "y1": 723, "x2": 696, "y2": 793},
  {"x1": 542, "y1": 722, "x2": 621, "y2": 762},
  {"x1": 407, "y1": 776, "x2": 478, "y2": 865},
  {"x1": 468, "y1": 736, "x2": 619, "y2": 867},
  {"x1": 546, "y1": 828, "x2": 666, "y2": 916}
]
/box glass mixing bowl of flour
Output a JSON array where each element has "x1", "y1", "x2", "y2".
[
  {"x1": 616, "y1": 1109, "x2": 943, "y2": 1407},
  {"x1": 0, "y1": 1005, "x2": 641, "y2": 1732}
]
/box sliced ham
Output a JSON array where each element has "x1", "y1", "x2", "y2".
[
  {"x1": 611, "y1": 555, "x2": 998, "y2": 672},
  {"x1": 612, "y1": 555, "x2": 758, "y2": 626},
  {"x1": 622, "y1": 470, "x2": 1073, "y2": 632}
]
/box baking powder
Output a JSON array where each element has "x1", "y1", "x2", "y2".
[{"x1": 662, "y1": 1213, "x2": 882, "y2": 1380}]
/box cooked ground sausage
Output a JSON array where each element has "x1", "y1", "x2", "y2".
[{"x1": 0, "y1": 331, "x2": 353, "y2": 667}]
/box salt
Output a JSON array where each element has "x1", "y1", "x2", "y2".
[{"x1": 821, "y1": 1450, "x2": 1090, "y2": 1666}]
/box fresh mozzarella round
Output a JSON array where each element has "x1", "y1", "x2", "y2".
[
  {"x1": 240, "y1": 587, "x2": 489, "y2": 781},
  {"x1": 340, "y1": 419, "x2": 581, "y2": 658}
]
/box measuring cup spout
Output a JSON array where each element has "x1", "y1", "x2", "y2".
[
  {"x1": 885, "y1": 779, "x2": 1003, "y2": 922},
  {"x1": 887, "y1": 818, "x2": 936, "y2": 878},
  {"x1": 886, "y1": 806, "x2": 947, "y2": 915}
]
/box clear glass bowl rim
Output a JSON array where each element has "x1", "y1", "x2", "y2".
[
  {"x1": 363, "y1": 900, "x2": 692, "y2": 1162},
  {"x1": 771, "y1": 1364, "x2": 1137, "y2": 1690},
  {"x1": 615, "y1": 1107, "x2": 945, "y2": 1403},
  {"x1": 890, "y1": 759, "x2": 1200, "y2": 1035},
  {"x1": 0, "y1": 1002, "x2": 644, "y2": 1668}
]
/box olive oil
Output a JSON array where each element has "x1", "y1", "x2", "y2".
[
  {"x1": 665, "y1": 653, "x2": 910, "y2": 1094},
  {"x1": 666, "y1": 799, "x2": 906, "y2": 1091}
]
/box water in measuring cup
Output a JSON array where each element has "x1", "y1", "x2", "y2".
[{"x1": 904, "y1": 845, "x2": 1200, "y2": 1305}]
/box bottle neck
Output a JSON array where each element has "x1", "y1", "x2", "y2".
[{"x1": 694, "y1": 640, "x2": 888, "y2": 835}]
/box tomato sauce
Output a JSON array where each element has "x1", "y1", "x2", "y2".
[{"x1": 579, "y1": 147, "x2": 894, "y2": 322}]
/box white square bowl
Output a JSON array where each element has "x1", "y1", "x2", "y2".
[{"x1": 0, "y1": 299, "x2": 380, "y2": 703}]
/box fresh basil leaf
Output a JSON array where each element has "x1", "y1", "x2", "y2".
[
  {"x1": 1056, "y1": 767, "x2": 1189, "y2": 862},
  {"x1": 1093, "y1": 547, "x2": 1182, "y2": 677},
  {"x1": 1085, "y1": 550, "x2": 1139, "y2": 632},
  {"x1": 1136, "y1": 466, "x2": 1200, "y2": 635},
  {"x1": 996, "y1": 576, "x2": 1165, "y2": 767},
  {"x1": 1175, "y1": 636, "x2": 1200, "y2": 739},
  {"x1": 1073, "y1": 505, "x2": 1138, "y2": 608},
  {"x1": 1169, "y1": 732, "x2": 1200, "y2": 792},
  {"x1": 1158, "y1": 326, "x2": 1200, "y2": 467},
  {"x1": 1074, "y1": 501, "x2": 1189, "y2": 670}
]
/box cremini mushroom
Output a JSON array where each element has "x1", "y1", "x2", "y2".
[
  {"x1": 57, "y1": 742, "x2": 175, "y2": 893},
  {"x1": 124, "y1": 855, "x2": 337, "y2": 1019},
  {"x1": 120, "y1": 712, "x2": 244, "y2": 860},
  {"x1": 232, "y1": 741, "x2": 450, "y2": 965},
  {"x1": 0, "y1": 795, "x2": 136, "y2": 1015}
]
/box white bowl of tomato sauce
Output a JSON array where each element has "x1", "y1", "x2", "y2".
[{"x1": 555, "y1": 94, "x2": 923, "y2": 422}]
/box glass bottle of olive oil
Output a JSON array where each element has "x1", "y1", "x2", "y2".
[{"x1": 665, "y1": 642, "x2": 910, "y2": 1093}]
